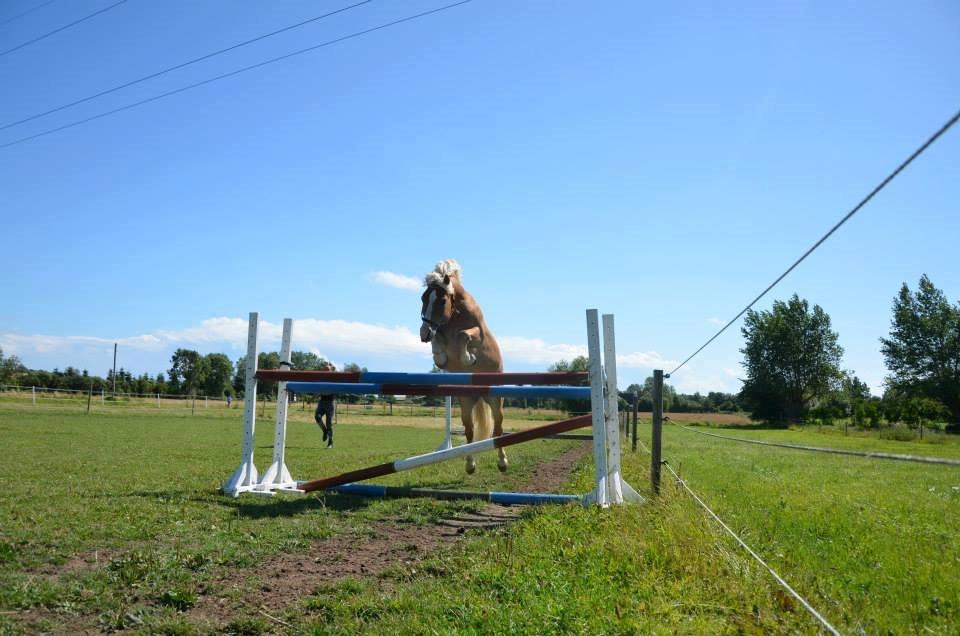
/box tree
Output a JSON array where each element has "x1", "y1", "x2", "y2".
[
  {"x1": 203, "y1": 353, "x2": 234, "y2": 397},
  {"x1": 168, "y1": 349, "x2": 207, "y2": 395},
  {"x1": 290, "y1": 351, "x2": 330, "y2": 370},
  {"x1": 548, "y1": 357, "x2": 591, "y2": 412},
  {"x1": 340, "y1": 363, "x2": 367, "y2": 403},
  {"x1": 0, "y1": 348, "x2": 25, "y2": 384},
  {"x1": 880, "y1": 275, "x2": 960, "y2": 426},
  {"x1": 739, "y1": 295, "x2": 844, "y2": 423}
]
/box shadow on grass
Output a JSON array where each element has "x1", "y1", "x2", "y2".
[
  {"x1": 99, "y1": 488, "x2": 380, "y2": 516},
  {"x1": 226, "y1": 494, "x2": 377, "y2": 518}
]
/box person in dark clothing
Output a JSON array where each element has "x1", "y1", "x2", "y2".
[
  {"x1": 313, "y1": 363, "x2": 336, "y2": 448},
  {"x1": 315, "y1": 394, "x2": 336, "y2": 448}
]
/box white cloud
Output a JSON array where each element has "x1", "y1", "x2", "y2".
[
  {"x1": 498, "y1": 337, "x2": 676, "y2": 370},
  {"x1": 707, "y1": 317, "x2": 725, "y2": 326},
  {"x1": 669, "y1": 366, "x2": 741, "y2": 394},
  {"x1": 293, "y1": 319, "x2": 425, "y2": 356},
  {"x1": 0, "y1": 317, "x2": 428, "y2": 361},
  {"x1": 499, "y1": 337, "x2": 586, "y2": 366},
  {"x1": 0, "y1": 318, "x2": 694, "y2": 385},
  {"x1": 369, "y1": 271, "x2": 422, "y2": 291},
  {"x1": 618, "y1": 351, "x2": 678, "y2": 369}
]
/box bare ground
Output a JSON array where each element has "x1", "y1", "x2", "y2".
[{"x1": 188, "y1": 442, "x2": 592, "y2": 630}]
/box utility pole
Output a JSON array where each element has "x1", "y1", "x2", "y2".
[{"x1": 112, "y1": 343, "x2": 118, "y2": 396}]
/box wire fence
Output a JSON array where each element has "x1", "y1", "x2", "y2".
[
  {"x1": 0, "y1": 383, "x2": 587, "y2": 422},
  {"x1": 0, "y1": 383, "x2": 235, "y2": 415}
]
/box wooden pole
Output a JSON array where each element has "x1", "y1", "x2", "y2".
[
  {"x1": 651, "y1": 370, "x2": 663, "y2": 495},
  {"x1": 86, "y1": 384, "x2": 93, "y2": 414},
  {"x1": 632, "y1": 390, "x2": 638, "y2": 452}
]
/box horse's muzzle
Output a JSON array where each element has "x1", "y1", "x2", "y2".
[{"x1": 420, "y1": 322, "x2": 434, "y2": 343}]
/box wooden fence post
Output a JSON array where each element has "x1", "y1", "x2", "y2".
[
  {"x1": 632, "y1": 390, "x2": 639, "y2": 452},
  {"x1": 651, "y1": 370, "x2": 663, "y2": 495},
  {"x1": 86, "y1": 384, "x2": 93, "y2": 414}
]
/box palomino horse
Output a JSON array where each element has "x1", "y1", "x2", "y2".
[{"x1": 419, "y1": 259, "x2": 507, "y2": 473}]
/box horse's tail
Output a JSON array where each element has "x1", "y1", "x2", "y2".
[{"x1": 472, "y1": 400, "x2": 494, "y2": 441}]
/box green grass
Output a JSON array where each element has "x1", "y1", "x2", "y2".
[
  {"x1": 0, "y1": 404, "x2": 575, "y2": 633},
  {"x1": 1, "y1": 403, "x2": 958, "y2": 634},
  {"x1": 682, "y1": 420, "x2": 960, "y2": 459}
]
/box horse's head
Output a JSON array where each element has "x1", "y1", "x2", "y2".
[
  {"x1": 420, "y1": 259, "x2": 461, "y2": 342},
  {"x1": 420, "y1": 282, "x2": 454, "y2": 342}
]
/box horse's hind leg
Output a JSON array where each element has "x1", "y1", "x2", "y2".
[
  {"x1": 490, "y1": 397, "x2": 507, "y2": 472},
  {"x1": 460, "y1": 396, "x2": 477, "y2": 474}
]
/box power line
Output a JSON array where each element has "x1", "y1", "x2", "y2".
[
  {"x1": 668, "y1": 108, "x2": 960, "y2": 377},
  {"x1": 0, "y1": 0, "x2": 373, "y2": 132},
  {"x1": 0, "y1": 0, "x2": 472, "y2": 150},
  {"x1": 0, "y1": 0, "x2": 127, "y2": 58},
  {"x1": 0, "y1": 0, "x2": 60, "y2": 28}
]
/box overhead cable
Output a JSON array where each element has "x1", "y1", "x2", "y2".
[
  {"x1": 0, "y1": 0, "x2": 60, "y2": 28},
  {"x1": 0, "y1": 0, "x2": 127, "y2": 58},
  {"x1": 669, "y1": 108, "x2": 960, "y2": 376},
  {"x1": 0, "y1": 0, "x2": 472, "y2": 150},
  {"x1": 0, "y1": 0, "x2": 372, "y2": 132}
]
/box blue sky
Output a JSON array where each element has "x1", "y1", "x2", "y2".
[{"x1": 1, "y1": 0, "x2": 958, "y2": 395}]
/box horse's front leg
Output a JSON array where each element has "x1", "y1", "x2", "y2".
[
  {"x1": 460, "y1": 396, "x2": 477, "y2": 474},
  {"x1": 455, "y1": 327, "x2": 482, "y2": 366},
  {"x1": 431, "y1": 330, "x2": 448, "y2": 369}
]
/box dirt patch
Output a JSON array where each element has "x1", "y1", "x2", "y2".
[
  {"x1": 190, "y1": 443, "x2": 591, "y2": 627},
  {"x1": 32, "y1": 549, "x2": 118, "y2": 582}
]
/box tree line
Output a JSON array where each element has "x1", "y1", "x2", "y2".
[
  {"x1": 0, "y1": 347, "x2": 364, "y2": 400},
  {"x1": 739, "y1": 274, "x2": 958, "y2": 429}
]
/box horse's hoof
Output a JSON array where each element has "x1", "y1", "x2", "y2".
[
  {"x1": 465, "y1": 457, "x2": 476, "y2": 474},
  {"x1": 497, "y1": 461, "x2": 508, "y2": 473}
]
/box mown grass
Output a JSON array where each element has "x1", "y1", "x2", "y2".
[
  {"x1": 681, "y1": 420, "x2": 960, "y2": 459},
  {"x1": 1, "y1": 404, "x2": 958, "y2": 634},
  {"x1": 0, "y1": 404, "x2": 574, "y2": 634},
  {"x1": 267, "y1": 421, "x2": 958, "y2": 635}
]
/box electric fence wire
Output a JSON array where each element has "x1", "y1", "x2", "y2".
[
  {"x1": 0, "y1": 0, "x2": 372, "y2": 132},
  {"x1": 679, "y1": 424, "x2": 960, "y2": 466},
  {"x1": 661, "y1": 459, "x2": 843, "y2": 636},
  {"x1": 0, "y1": 0, "x2": 60, "y2": 28},
  {"x1": 0, "y1": 0, "x2": 127, "y2": 58},
  {"x1": 0, "y1": 0, "x2": 472, "y2": 149},
  {"x1": 668, "y1": 107, "x2": 960, "y2": 377}
]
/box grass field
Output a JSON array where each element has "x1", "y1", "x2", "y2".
[{"x1": 1, "y1": 403, "x2": 958, "y2": 634}]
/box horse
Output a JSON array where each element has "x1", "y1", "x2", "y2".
[{"x1": 419, "y1": 259, "x2": 507, "y2": 474}]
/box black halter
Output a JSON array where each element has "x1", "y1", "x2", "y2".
[{"x1": 421, "y1": 285, "x2": 457, "y2": 335}]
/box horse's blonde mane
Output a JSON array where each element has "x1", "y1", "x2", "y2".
[{"x1": 424, "y1": 258, "x2": 461, "y2": 294}]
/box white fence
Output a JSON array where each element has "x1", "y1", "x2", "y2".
[{"x1": 0, "y1": 384, "x2": 234, "y2": 413}]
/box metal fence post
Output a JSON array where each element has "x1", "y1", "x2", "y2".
[{"x1": 651, "y1": 370, "x2": 663, "y2": 495}]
